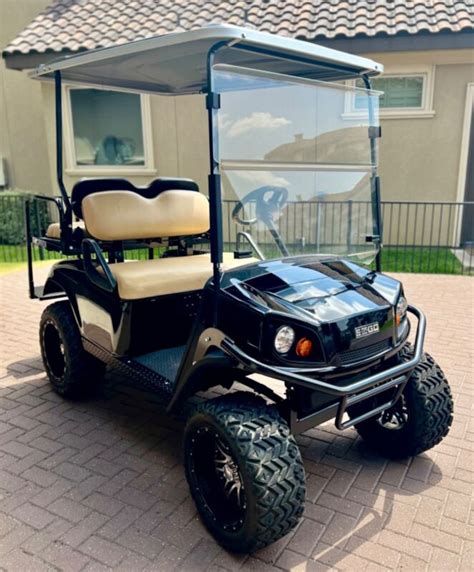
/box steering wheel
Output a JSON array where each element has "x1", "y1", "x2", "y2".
[{"x1": 232, "y1": 186, "x2": 289, "y2": 226}]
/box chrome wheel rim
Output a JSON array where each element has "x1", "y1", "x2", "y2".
[
  {"x1": 215, "y1": 439, "x2": 244, "y2": 510},
  {"x1": 377, "y1": 395, "x2": 409, "y2": 431},
  {"x1": 188, "y1": 426, "x2": 246, "y2": 532}
]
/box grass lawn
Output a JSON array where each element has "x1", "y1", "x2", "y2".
[
  {"x1": 380, "y1": 246, "x2": 464, "y2": 274},
  {"x1": 0, "y1": 244, "x2": 163, "y2": 275},
  {"x1": 0, "y1": 260, "x2": 27, "y2": 275},
  {"x1": 0, "y1": 244, "x2": 468, "y2": 276},
  {"x1": 0, "y1": 259, "x2": 61, "y2": 276},
  {"x1": 0, "y1": 244, "x2": 62, "y2": 275}
]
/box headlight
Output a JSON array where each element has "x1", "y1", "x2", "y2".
[
  {"x1": 396, "y1": 296, "x2": 408, "y2": 326},
  {"x1": 274, "y1": 326, "x2": 295, "y2": 354}
]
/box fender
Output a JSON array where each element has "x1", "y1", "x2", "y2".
[
  {"x1": 167, "y1": 346, "x2": 283, "y2": 413},
  {"x1": 167, "y1": 349, "x2": 235, "y2": 412},
  {"x1": 42, "y1": 261, "x2": 84, "y2": 327},
  {"x1": 41, "y1": 260, "x2": 124, "y2": 347}
]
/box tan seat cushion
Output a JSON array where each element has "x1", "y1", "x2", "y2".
[
  {"x1": 46, "y1": 221, "x2": 86, "y2": 239},
  {"x1": 106, "y1": 253, "x2": 257, "y2": 300},
  {"x1": 82, "y1": 190, "x2": 210, "y2": 241}
]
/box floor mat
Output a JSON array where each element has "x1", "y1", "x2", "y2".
[{"x1": 134, "y1": 345, "x2": 186, "y2": 383}]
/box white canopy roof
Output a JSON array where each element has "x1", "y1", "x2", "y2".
[{"x1": 35, "y1": 25, "x2": 383, "y2": 95}]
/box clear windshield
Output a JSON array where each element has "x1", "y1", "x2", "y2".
[{"x1": 215, "y1": 66, "x2": 380, "y2": 263}]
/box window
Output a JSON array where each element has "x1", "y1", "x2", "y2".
[
  {"x1": 355, "y1": 76, "x2": 424, "y2": 109},
  {"x1": 346, "y1": 66, "x2": 435, "y2": 119},
  {"x1": 65, "y1": 86, "x2": 154, "y2": 173}
]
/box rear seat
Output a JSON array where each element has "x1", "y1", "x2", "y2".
[{"x1": 78, "y1": 182, "x2": 257, "y2": 300}]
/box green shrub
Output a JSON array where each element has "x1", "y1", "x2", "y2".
[{"x1": 0, "y1": 191, "x2": 51, "y2": 245}]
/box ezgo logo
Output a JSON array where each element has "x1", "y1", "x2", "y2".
[{"x1": 354, "y1": 322, "x2": 379, "y2": 339}]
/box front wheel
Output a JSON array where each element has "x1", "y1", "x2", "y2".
[
  {"x1": 352, "y1": 347, "x2": 453, "y2": 458},
  {"x1": 183, "y1": 392, "x2": 306, "y2": 553}
]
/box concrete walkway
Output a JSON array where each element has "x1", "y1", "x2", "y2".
[{"x1": 0, "y1": 269, "x2": 472, "y2": 571}]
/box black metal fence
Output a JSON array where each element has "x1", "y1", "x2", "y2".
[
  {"x1": 222, "y1": 199, "x2": 473, "y2": 275},
  {"x1": 0, "y1": 193, "x2": 472, "y2": 275},
  {"x1": 380, "y1": 201, "x2": 473, "y2": 274},
  {"x1": 0, "y1": 193, "x2": 58, "y2": 264}
]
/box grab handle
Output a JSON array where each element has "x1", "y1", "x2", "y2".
[{"x1": 82, "y1": 239, "x2": 117, "y2": 293}]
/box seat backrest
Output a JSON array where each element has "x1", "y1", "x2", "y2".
[
  {"x1": 71, "y1": 177, "x2": 199, "y2": 219},
  {"x1": 72, "y1": 177, "x2": 209, "y2": 241},
  {"x1": 82, "y1": 189, "x2": 210, "y2": 241}
]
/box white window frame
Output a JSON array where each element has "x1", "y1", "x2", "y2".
[
  {"x1": 344, "y1": 65, "x2": 436, "y2": 119},
  {"x1": 63, "y1": 84, "x2": 156, "y2": 175}
]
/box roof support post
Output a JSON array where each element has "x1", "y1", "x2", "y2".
[
  {"x1": 54, "y1": 71, "x2": 69, "y2": 206},
  {"x1": 206, "y1": 41, "x2": 231, "y2": 302},
  {"x1": 362, "y1": 73, "x2": 383, "y2": 273},
  {"x1": 54, "y1": 71, "x2": 73, "y2": 247}
]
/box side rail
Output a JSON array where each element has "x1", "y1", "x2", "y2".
[{"x1": 24, "y1": 195, "x2": 68, "y2": 299}]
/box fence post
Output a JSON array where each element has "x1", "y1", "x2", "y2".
[
  {"x1": 346, "y1": 200, "x2": 353, "y2": 254},
  {"x1": 316, "y1": 202, "x2": 321, "y2": 253}
]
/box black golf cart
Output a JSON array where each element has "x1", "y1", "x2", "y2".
[{"x1": 27, "y1": 26, "x2": 453, "y2": 553}]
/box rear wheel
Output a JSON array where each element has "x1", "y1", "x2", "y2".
[
  {"x1": 352, "y1": 346, "x2": 453, "y2": 458},
  {"x1": 183, "y1": 392, "x2": 306, "y2": 553},
  {"x1": 40, "y1": 301, "x2": 105, "y2": 399}
]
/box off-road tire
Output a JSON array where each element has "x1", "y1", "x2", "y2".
[
  {"x1": 353, "y1": 345, "x2": 453, "y2": 458},
  {"x1": 40, "y1": 301, "x2": 105, "y2": 399},
  {"x1": 184, "y1": 392, "x2": 306, "y2": 553}
]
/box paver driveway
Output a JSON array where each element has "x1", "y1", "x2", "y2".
[{"x1": 0, "y1": 268, "x2": 472, "y2": 571}]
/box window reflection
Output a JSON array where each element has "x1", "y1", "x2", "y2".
[{"x1": 69, "y1": 88, "x2": 145, "y2": 166}]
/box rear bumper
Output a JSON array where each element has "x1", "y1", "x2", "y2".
[{"x1": 222, "y1": 305, "x2": 426, "y2": 433}]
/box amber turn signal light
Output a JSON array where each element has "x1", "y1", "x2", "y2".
[{"x1": 295, "y1": 337, "x2": 313, "y2": 358}]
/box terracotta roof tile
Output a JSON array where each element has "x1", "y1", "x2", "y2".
[{"x1": 3, "y1": 0, "x2": 473, "y2": 57}]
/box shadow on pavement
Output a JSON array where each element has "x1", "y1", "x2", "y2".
[{"x1": 2, "y1": 354, "x2": 444, "y2": 569}]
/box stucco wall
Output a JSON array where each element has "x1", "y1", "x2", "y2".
[
  {"x1": 40, "y1": 85, "x2": 210, "y2": 197},
  {"x1": 0, "y1": 0, "x2": 52, "y2": 193},
  {"x1": 368, "y1": 51, "x2": 474, "y2": 203}
]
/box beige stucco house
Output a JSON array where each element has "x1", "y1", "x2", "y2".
[
  {"x1": 1, "y1": 1, "x2": 473, "y2": 244},
  {"x1": 0, "y1": 0, "x2": 52, "y2": 193}
]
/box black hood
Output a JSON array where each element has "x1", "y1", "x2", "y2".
[
  {"x1": 222, "y1": 255, "x2": 401, "y2": 319},
  {"x1": 219, "y1": 256, "x2": 403, "y2": 369}
]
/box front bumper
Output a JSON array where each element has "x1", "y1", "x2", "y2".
[{"x1": 222, "y1": 305, "x2": 426, "y2": 433}]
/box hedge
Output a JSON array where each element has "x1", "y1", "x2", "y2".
[{"x1": 0, "y1": 191, "x2": 51, "y2": 245}]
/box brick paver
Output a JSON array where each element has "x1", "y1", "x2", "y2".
[{"x1": 0, "y1": 267, "x2": 472, "y2": 571}]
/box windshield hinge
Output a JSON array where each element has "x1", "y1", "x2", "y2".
[
  {"x1": 368, "y1": 126, "x2": 382, "y2": 139},
  {"x1": 365, "y1": 234, "x2": 381, "y2": 244},
  {"x1": 206, "y1": 92, "x2": 221, "y2": 110}
]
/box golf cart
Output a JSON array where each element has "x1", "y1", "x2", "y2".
[{"x1": 27, "y1": 26, "x2": 453, "y2": 553}]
